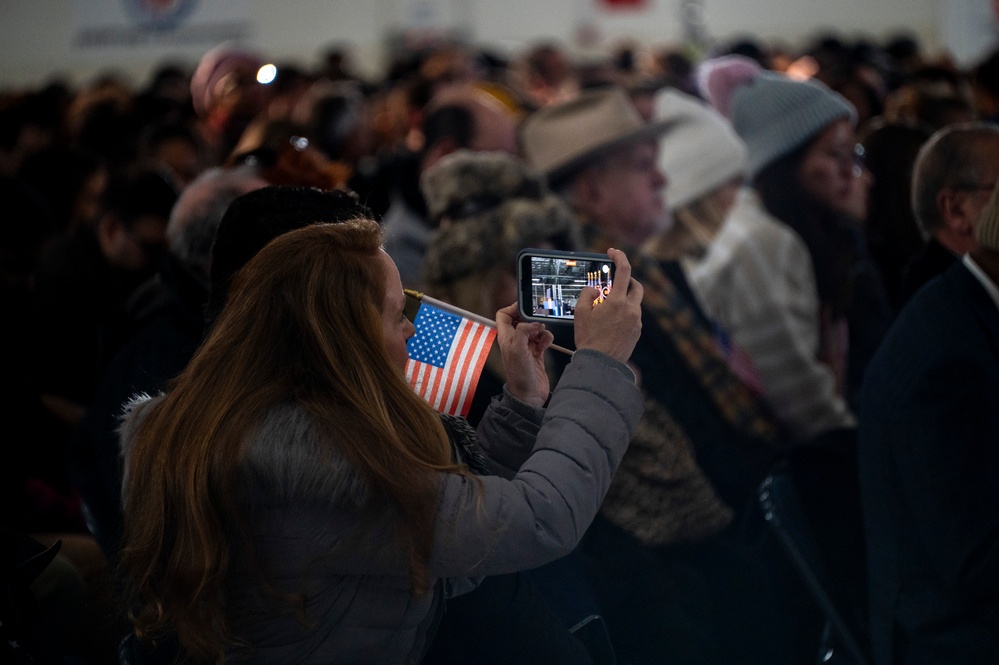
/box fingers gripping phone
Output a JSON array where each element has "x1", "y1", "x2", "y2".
[{"x1": 517, "y1": 248, "x2": 616, "y2": 323}]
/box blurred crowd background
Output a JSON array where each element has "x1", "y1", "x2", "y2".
[{"x1": 3, "y1": 8, "x2": 999, "y2": 664}]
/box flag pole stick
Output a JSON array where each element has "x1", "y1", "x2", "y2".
[{"x1": 405, "y1": 289, "x2": 574, "y2": 356}]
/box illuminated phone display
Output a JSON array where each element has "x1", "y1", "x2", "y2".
[{"x1": 517, "y1": 249, "x2": 615, "y2": 323}]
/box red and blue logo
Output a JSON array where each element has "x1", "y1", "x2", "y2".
[{"x1": 122, "y1": 0, "x2": 198, "y2": 31}]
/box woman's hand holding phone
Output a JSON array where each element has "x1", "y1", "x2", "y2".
[
  {"x1": 495, "y1": 303, "x2": 554, "y2": 407},
  {"x1": 573, "y1": 248, "x2": 643, "y2": 364}
]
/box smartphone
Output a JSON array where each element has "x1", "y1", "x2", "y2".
[{"x1": 517, "y1": 248, "x2": 616, "y2": 323}]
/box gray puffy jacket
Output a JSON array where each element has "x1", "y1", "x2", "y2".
[{"x1": 120, "y1": 348, "x2": 643, "y2": 664}]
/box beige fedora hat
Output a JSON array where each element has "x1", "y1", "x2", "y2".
[{"x1": 521, "y1": 87, "x2": 674, "y2": 184}]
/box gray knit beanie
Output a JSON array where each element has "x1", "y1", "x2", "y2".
[{"x1": 698, "y1": 56, "x2": 857, "y2": 177}]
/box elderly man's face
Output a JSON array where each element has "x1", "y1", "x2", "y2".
[{"x1": 578, "y1": 140, "x2": 669, "y2": 246}]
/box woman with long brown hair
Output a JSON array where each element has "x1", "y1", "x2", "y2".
[{"x1": 118, "y1": 218, "x2": 643, "y2": 663}]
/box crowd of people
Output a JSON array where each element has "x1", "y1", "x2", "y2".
[{"x1": 2, "y1": 26, "x2": 998, "y2": 665}]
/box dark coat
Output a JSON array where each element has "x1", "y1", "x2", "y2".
[
  {"x1": 897, "y1": 237, "x2": 956, "y2": 308},
  {"x1": 68, "y1": 256, "x2": 207, "y2": 558},
  {"x1": 859, "y1": 259, "x2": 999, "y2": 665}
]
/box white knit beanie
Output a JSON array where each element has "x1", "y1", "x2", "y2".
[
  {"x1": 698, "y1": 56, "x2": 857, "y2": 178},
  {"x1": 654, "y1": 89, "x2": 748, "y2": 209}
]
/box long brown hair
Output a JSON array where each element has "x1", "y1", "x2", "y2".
[
  {"x1": 121, "y1": 219, "x2": 459, "y2": 662},
  {"x1": 754, "y1": 144, "x2": 859, "y2": 318}
]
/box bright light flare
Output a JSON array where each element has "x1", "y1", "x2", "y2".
[{"x1": 256, "y1": 64, "x2": 277, "y2": 84}]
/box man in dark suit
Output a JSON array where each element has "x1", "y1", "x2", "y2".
[
  {"x1": 899, "y1": 122, "x2": 999, "y2": 305},
  {"x1": 859, "y1": 181, "x2": 999, "y2": 664}
]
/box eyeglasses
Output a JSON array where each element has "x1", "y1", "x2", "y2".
[
  {"x1": 828, "y1": 144, "x2": 866, "y2": 178},
  {"x1": 851, "y1": 143, "x2": 865, "y2": 178},
  {"x1": 237, "y1": 136, "x2": 312, "y2": 168}
]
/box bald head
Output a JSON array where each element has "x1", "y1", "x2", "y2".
[
  {"x1": 912, "y1": 123, "x2": 999, "y2": 254},
  {"x1": 167, "y1": 166, "x2": 268, "y2": 279},
  {"x1": 420, "y1": 85, "x2": 518, "y2": 172}
]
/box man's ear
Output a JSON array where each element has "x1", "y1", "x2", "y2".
[{"x1": 937, "y1": 188, "x2": 976, "y2": 235}]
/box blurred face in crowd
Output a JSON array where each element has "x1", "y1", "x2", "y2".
[
  {"x1": 939, "y1": 138, "x2": 999, "y2": 252},
  {"x1": 843, "y1": 164, "x2": 874, "y2": 222},
  {"x1": 152, "y1": 137, "x2": 201, "y2": 190},
  {"x1": 378, "y1": 249, "x2": 416, "y2": 373},
  {"x1": 419, "y1": 89, "x2": 518, "y2": 174},
  {"x1": 73, "y1": 168, "x2": 109, "y2": 229},
  {"x1": 99, "y1": 213, "x2": 169, "y2": 273},
  {"x1": 798, "y1": 118, "x2": 858, "y2": 216},
  {"x1": 577, "y1": 140, "x2": 669, "y2": 246}
]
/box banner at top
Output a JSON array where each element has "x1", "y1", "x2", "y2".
[{"x1": 72, "y1": 0, "x2": 251, "y2": 50}]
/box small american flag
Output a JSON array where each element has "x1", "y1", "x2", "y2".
[{"x1": 405, "y1": 303, "x2": 496, "y2": 417}]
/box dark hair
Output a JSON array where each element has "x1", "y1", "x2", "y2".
[
  {"x1": 141, "y1": 121, "x2": 199, "y2": 155},
  {"x1": 860, "y1": 121, "x2": 932, "y2": 302},
  {"x1": 421, "y1": 104, "x2": 475, "y2": 156},
  {"x1": 206, "y1": 186, "x2": 370, "y2": 322},
  {"x1": 0, "y1": 90, "x2": 63, "y2": 150},
  {"x1": 0, "y1": 177, "x2": 56, "y2": 283},
  {"x1": 17, "y1": 146, "x2": 105, "y2": 231},
  {"x1": 972, "y1": 47, "x2": 999, "y2": 97},
  {"x1": 310, "y1": 90, "x2": 364, "y2": 160},
  {"x1": 754, "y1": 144, "x2": 858, "y2": 316},
  {"x1": 102, "y1": 170, "x2": 178, "y2": 229}
]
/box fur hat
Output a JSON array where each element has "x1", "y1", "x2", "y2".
[
  {"x1": 520, "y1": 87, "x2": 674, "y2": 185},
  {"x1": 420, "y1": 150, "x2": 582, "y2": 286},
  {"x1": 654, "y1": 89, "x2": 748, "y2": 209},
  {"x1": 977, "y1": 181, "x2": 999, "y2": 252},
  {"x1": 698, "y1": 56, "x2": 857, "y2": 177}
]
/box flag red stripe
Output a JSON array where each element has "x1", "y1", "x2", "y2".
[
  {"x1": 444, "y1": 322, "x2": 486, "y2": 414},
  {"x1": 442, "y1": 321, "x2": 479, "y2": 413},
  {"x1": 405, "y1": 303, "x2": 497, "y2": 417}
]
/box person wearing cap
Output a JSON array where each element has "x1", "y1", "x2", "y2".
[
  {"x1": 521, "y1": 86, "x2": 670, "y2": 249},
  {"x1": 900, "y1": 122, "x2": 999, "y2": 306},
  {"x1": 522, "y1": 87, "x2": 789, "y2": 665},
  {"x1": 693, "y1": 56, "x2": 861, "y2": 445},
  {"x1": 644, "y1": 88, "x2": 748, "y2": 265},
  {"x1": 857, "y1": 181, "x2": 999, "y2": 665}
]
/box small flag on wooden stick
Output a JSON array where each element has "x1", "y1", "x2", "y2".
[
  {"x1": 403, "y1": 290, "x2": 576, "y2": 417},
  {"x1": 404, "y1": 292, "x2": 496, "y2": 418}
]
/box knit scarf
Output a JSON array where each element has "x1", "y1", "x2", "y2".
[
  {"x1": 439, "y1": 413, "x2": 491, "y2": 475},
  {"x1": 583, "y1": 224, "x2": 780, "y2": 444}
]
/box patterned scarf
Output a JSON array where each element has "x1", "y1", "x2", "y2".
[
  {"x1": 583, "y1": 224, "x2": 780, "y2": 443},
  {"x1": 439, "y1": 413, "x2": 491, "y2": 475}
]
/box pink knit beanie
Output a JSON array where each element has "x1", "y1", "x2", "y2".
[{"x1": 697, "y1": 55, "x2": 857, "y2": 178}]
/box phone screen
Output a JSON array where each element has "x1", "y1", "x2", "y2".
[{"x1": 520, "y1": 252, "x2": 615, "y2": 321}]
